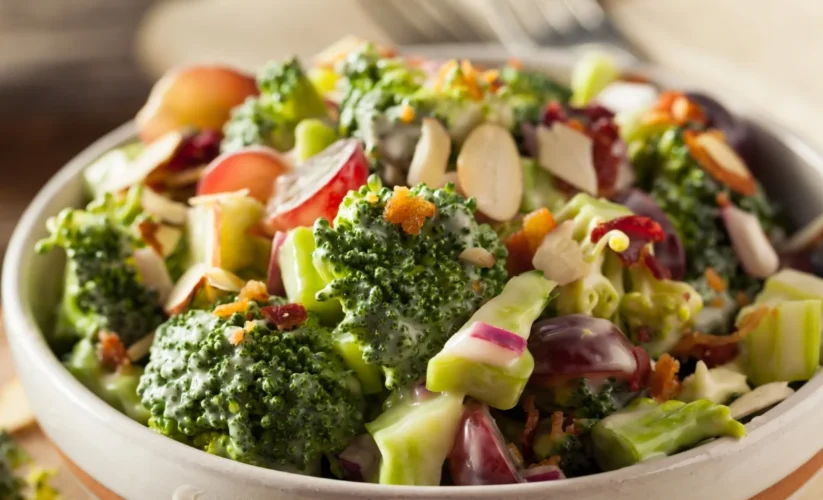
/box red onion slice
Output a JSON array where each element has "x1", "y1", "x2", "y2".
[
  {"x1": 522, "y1": 464, "x2": 566, "y2": 482},
  {"x1": 443, "y1": 322, "x2": 527, "y2": 367},
  {"x1": 266, "y1": 231, "x2": 288, "y2": 296},
  {"x1": 339, "y1": 434, "x2": 380, "y2": 482}
]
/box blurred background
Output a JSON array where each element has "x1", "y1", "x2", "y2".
[{"x1": 2, "y1": 0, "x2": 822, "y2": 273}]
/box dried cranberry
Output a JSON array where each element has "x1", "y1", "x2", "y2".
[
  {"x1": 167, "y1": 129, "x2": 223, "y2": 171},
  {"x1": 643, "y1": 251, "x2": 672, "y2": 280},
  {"x1": 590, "y1": 215, "x2": 666, "y2": 267},
  {"x1": 542, "y1": 102, "x2": 568, "y2": 126},
  {"x1": 261, "y1": 303, "x2": 308, "y2": 330}
]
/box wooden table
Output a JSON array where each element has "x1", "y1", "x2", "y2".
[{"x1": 2, "y1": 313, "x2": 822, "y2": 499}]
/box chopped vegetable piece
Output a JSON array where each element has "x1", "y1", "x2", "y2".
[
  {"x1": 383, "y1": 186, "x2": 437, "y2": 235},
  {"x1": 678, "y1": 360, "x2": 750, "y2": 404},
  {"x1": 728, "y1": 382, "x2": 794, "y2": 420},
  {"x1": 592, "y1": 398, "x2": 745, "y2": 471},
  {"x1": 96, "y1": 331, "x2": 131, "y2": 370},
  {"x1": 293, "y1": 118, "x2": 338, "y2": 162},
  {"x1": 366, "y1": 392, "x2": 464, "y2": 485},
  {"x1": 426, "y1": 271, "x2": 556, "y2": 409},
  {"x1": 683, "y1": 129, "x2": 756, "y2": 196},
  {"x1": 649, "y1": 353, "x2": 680, "y2": 402}
]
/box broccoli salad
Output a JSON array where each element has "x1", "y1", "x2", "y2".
[{"x1": 35, "y1": 37, "x2": 823, "y2": 486}]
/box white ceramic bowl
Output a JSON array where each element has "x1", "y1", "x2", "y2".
[{"x1": 5, "y1": 56, "x2": 823, "y2": 500}]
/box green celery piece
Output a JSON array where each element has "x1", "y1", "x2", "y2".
[
  {"x1": 677, "y1": 361, "x2": 750, "y2": 404},
  {"x1": 426, "y1": 271, "x2": 556, "y2": 410},
  {"x1": 65, "y1": 338, "x2": 149, "y2": 424},
  {"x1": 742, "y1": 300, "x2": 821, "y2": 386},
  {"x1": 570, "y1": 53, "x2": 620, "y2": 107},
  {"x1": 366, "y1": 392, "x2": 464, "y2": 485},
  {"x1": 278, "y1": 227, "x2": 343, "y2": 324},
  {"x1": 333, "y1": 330, "x2": 384, "y2": 395},
  {"x1": 520, "y1": 157, "x2": 567, "y2": 213},
  {"x1": 293, "y1": 118, "x2": 338, "y2": 162},
  {"x1": 592, "y1": 398, "x2": 745, "y2": 471}
]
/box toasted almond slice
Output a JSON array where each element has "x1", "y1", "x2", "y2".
[
  {"x1": 142, "y1": 187, "x2": 188, "y2": 225},
  {"x1": 722, "y1": 204, "x2": 779, "y2": 278},
  {"x1": 103, "y1": 131, "x2": 184, "y2": 193},
  {"x1": 0, "y1": 378, "x2": 35, "y2": 433},
  {"x1": 684, "y1": 129, "x2": 756, "y2": 196},
  {"x1": 133, "y1": 247, "x2": 174, "y2": 303},
  {"x1": 729, "y1": 382, "x2": 794, "y2": 420},
  {"x1": 781, "y1": 213, "x2": 823, "y2": 253},
  {"x1": 165, "y1": 263, "x2": 246, "y2": 314},
  {"x1": 532, "y1": 221, "x2": 589, "y2": 285},
  {"x1": 459, "y1": 247, "x2": 496, "y2": 268},
  {"x1": 188, "y1": 189, "x2": 251, "y2": 206},
  {"x1": 537, "y1": 122, "x2": 597, "y2": 195},
  {"x1": 165, "y1": 165, "x2": 208, "y2": 187},
  {"x1": 407, "y1": 117, "x2": 451, "y2": 188},
  {"x1": 155, "y1": 224, "x2": 183, "y2": 258},
  {"x1": 127, "y1": 332, "x2": 156, "y2": 362},
  {"x1": 457, "y1": 123, "x2": 523, "y2": 221}
]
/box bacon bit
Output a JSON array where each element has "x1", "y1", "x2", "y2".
[
  {"x1": 549, "y1": 411, "x2": 565, "y2": 440},
  {"x1": 504, "y1": 230, "x2": 534, "y2": 276},
  {"x1": 228, "y1": 327, "x2": 245, "y2": 346},
  {"x1": 737, "y1": 291, "x2": 752, "y2": 307},
  {"x1": 523, "y1": 208, "x2": 557, "y2": 254},
  {"x1": 399, "y1": 103, "x2": 415, "y2": 123},
  {"x1": 507, "y1": 443, "x2": 524, "y2": 468},
  {"x1": 710, "y1": 296, "x2": 726, "y2": 308},
  {"x1": 671, "y1": 306, "x2": 770, "y2": 361},
  {"x1": 213, "y1": 299, "x2": 250, "y2": 318},
  {"x1": 507, "y1": 57, "x2": 523, "y2": 70},
  {"x1": 704, "y1": 268, "x2": 727, "y2": 292},
  {"x1": 683, "y1": 129, "x2": 757, "y2": 196},
  {"x1": 384, "y1": 186, "x2": 436, "y2": 235},
  {"x1": 96, "y1": 331, "x2": 130, "y2": 370},
  {"x1": 239, "y1": 280, "x2": 269, "y2": 302},
  {"x1": 646, "y1": 91, "x2": 707, "y2": 127},
  {"x1": 137, "y1": 220, "x2": 163, "y2": 255},
  {"x1": 628, "y1": 346, "x2": 652, "y2": 391},
  {"x1": 261, "y1": 303, "x2": 308, "y2": 331},
  {"x1": 481, "y1": 69, "x2": 500, "y2": 85},
  {"x1": 365, "y1": 192, "x2": 379, "y2": 204},
  {"x1": 649, "y1": 353, "x2": 680, "y2": 402},
  {"x1": 520, "y1": 394, "x2": 541, "y2": 456}
]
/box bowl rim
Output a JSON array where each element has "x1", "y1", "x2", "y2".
[{"x1": 4, "y1": 63, "x2": 823, "y2": 497}]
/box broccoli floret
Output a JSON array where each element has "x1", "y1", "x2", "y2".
[
  {"x1": 631, "y1": 126, "x2": 781, "y2": 300},
  {"x1": 313, "y1": 176, "x2": 508, "y2": 389},
  {"x1": 498, "y1": 66, "x2": 571, "y2": 126},
  {"x1": 567, "y1": 379, "x2": 620, "y2": 420},
  {"x1": 35, "y1": 185, "x2": 165, "y2": 350},
  {"x1": 0, "y1": 431, "x2": 27, "y2": 500},
  {"x1": 592, "y1": 397, "x2": 745, "y2": 471},
  {"x1": 138, "y1": 298, "x2": 365, "y2": 474},
  {"x1": 532, "y1": 416, "x2": 599, "y2": 477},
  {"x1": 222, "y1": 57, "x2": 328, "y2": 152}
]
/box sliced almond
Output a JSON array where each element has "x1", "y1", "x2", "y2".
[
  {"x1": 407, "y1": 117, "x2": 451, "y2": 188},
  {"x1": 165, "y1": 165, "x2": 208, "y2": 188},
  {"x1": 531, "y1": 221, "x2": 589, "y2": 285},
  {"x1": 537, "y1": 122, "x2": 597, "y2": 195},
  {"x1": 595, "y1": 81, "x2": 659, "y2": 115},
  {"x1": 103, "y1": 131, "x2": 184, "y2": 193},
  {"x1": 188, "y1": 189, "x2": 251, "y2": 206},
  {"x1": 155, "y1": 224, "x2": 183, "y2": 258},
  {"x1": 142, "y1": 187, "x2": 188, "y2": 225},
  {"x1": 0, "y1": 378, "x2": 35, "y2": 432},
  {"x1": 728, "y1": 381, "x2": 794, "y2": 420},
  {"x1": 781, "y1": 213, "x2": 823, "y2": 253},
  {"x1": 164, "y1": 263, "x2": 245, "y2": 314},
  {"x1": 722, "y1": 204, "x2": 779, "y2": 278},
  {"x1": 459, "y1": 247, "x2": 496, "y2": 268},
  {"x1": 127, "y1": 332, "x2": 156, "y2": 362},
  {"x1": 133, "y1": 247, "x2": 174, "y2": 303},
  {"x1": 457, "y1": 123, "x2": 523, "y2": 221},
  {"x1": 684, "y1": 129, "x2": 756, "y2": 196}
]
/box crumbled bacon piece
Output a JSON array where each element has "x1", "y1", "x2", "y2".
[
  {"x1": 704, "y1": 268, "x2": 727, "y2": 292},
  {"x1": 96, "y1": 331, "x2": 130, "y2": 370},
  {"x1": 671, "y1": 306, "x2": 769, "y2": 361},
  {"x1": 644, "y1": 91, "x2": 707, "y2": 127},
  {"x1": 137, "y1": 220, "x2": 163, "y2": 256},
  {"x1": 213, "y1": 299, "x2": 250, "y2": 318},
  {"x1": 239, "y1": 280, "x2": 269, "y2": 302},
  {"x1": 383, "y1": 186, "x2": 436, "y2": 235},
  {"x1": 549, "y1": 411, "x2": 565, "y2": 440},
  {"x1": 504, "y1": 230, "x2": 534, "y2": 276},
  {"x1": 520, "y1": 394, "x2": 541, "y2": 458},
  {"x1": 649, "y1": 353, "x2": 680, "y2": 402},
  {"x1": 262, "y1": 303, "x2": 308, "y2": 331}
]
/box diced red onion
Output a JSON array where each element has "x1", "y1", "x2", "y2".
[
  {"x1": 266, "y1": 231, "x2": 288, "y2": 296},
  {"x1": 443, "y1": 322, "x2": 527, "y2": 367},
  {"x1": 721, "y1": 204, "x2": 779, "y2": 278},
  {"x1": 339, "y1": 434, "x2": 380, "y2": 482},
  {"x1": 522, "y1": 465, "x2": 565, "y2": 482}
]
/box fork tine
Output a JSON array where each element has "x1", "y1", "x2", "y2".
[
  {"x1": 534, "y1": 0, "x2": 580, "y2": 36},
  {"x1": 561, "y1": 0, "x2": 606, "y2": 31}
]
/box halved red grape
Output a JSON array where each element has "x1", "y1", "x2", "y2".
[{"x1": 448, "y1": 401, "x2": 524, "y2": 486}]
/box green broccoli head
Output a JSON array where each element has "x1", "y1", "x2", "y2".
[
  {"x1": 630, "y1": 126, "x2": 781, "y2": 300},
  {"x1": 313, "y1": 176, "x2": 508, "y2": 389},
  {"x1": 222, "y1": 57, "x2": 328, "y2": 153},
  {"x1": 138, "y1": 298, "x2": 365, "y2": 474},
  {"x1": 0, "y1": 431, "x2": 27, "y2": 500},
  {"x1": 35, "y1": 185, "x2": 164, "y2": 349}
]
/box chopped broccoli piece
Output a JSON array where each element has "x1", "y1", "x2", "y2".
[
  {"x1": 278, "y1": 226, "x2": 342, "y2": 324},
  {"x1": 567, "y1": 379, "x2": 621, "y2": 420},
  {"x1": 65, "y1": 337, "x2": 149, "y2": 423},
  {"x1": 426, "y1": 271, "x2": 556, "y2": 410},
  {"x1": 35, "y1": 185, "x2": 165, "y2": 349},
  {"x1": 740, "y1": 299, "x2": 821, "y2": 386},
  {"x1": 366, "y1": 392, "x2": 464, "y2": 485},
  {"x1": 592, "y1": 397, "x2": 745, "y2": 471},
  {"x1": 313, "y1": 176, "x2": 508, "y2": 389},
  {"x1": 222, "y1": 57, "x2": 328, "y2": 152},
  {"x1": 0, "y1": 431, "x2": 27, "y2": 500},
  {"x1": 678, "y1": 361, "x2": 750, "y2": 404},
  {"x1": 630, "y1": 126, "x2": 781, "y2": 300},
  {"x1": 532, "y1": 417, "x2": 600, "y2": 477},
  {"x1": 138, "y1": 298, "x2": 365, "y2": 474},
  {"x1": 498, "y1": 66, "x2": 571, "y2": 126}
]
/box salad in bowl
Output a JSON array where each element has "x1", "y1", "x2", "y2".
[{"x1": 31, "y1": 38, "x2": 823, "y2": 487}]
